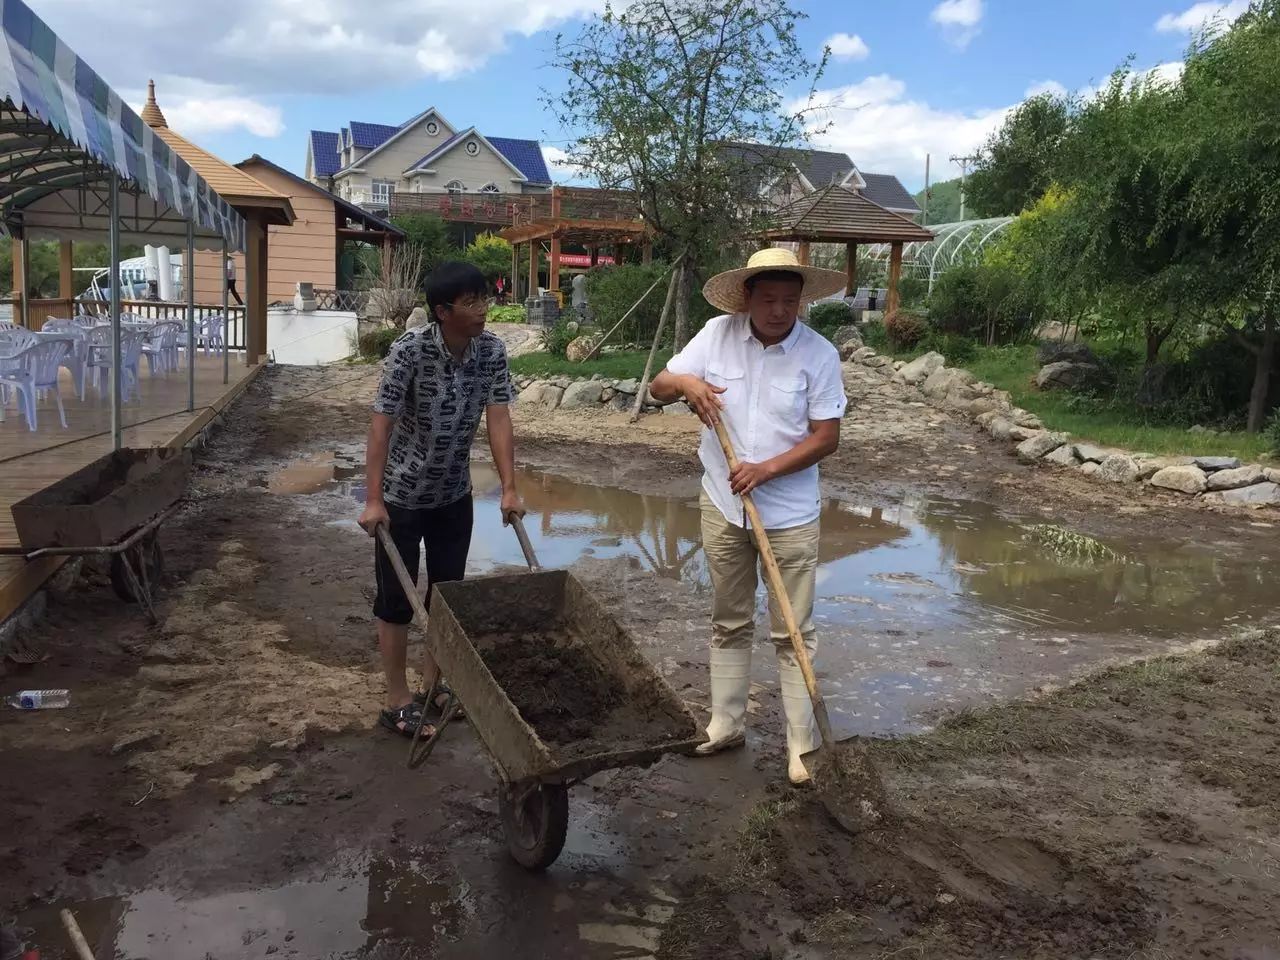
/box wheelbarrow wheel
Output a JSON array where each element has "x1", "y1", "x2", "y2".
[
  {"x1": 499, "y1": 781, "x2": 569, "y2": 871},
  {"x1": 110, "y1": 535, "x2": 164, "y2": 603}
]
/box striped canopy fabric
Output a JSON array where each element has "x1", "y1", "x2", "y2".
[{"x1": 0, "y1": 0, "x2": 244, "y2": 249}]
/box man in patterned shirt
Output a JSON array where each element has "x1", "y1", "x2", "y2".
[{"x1": 358, "y1": 261, "x2": 524, "y2": 738}]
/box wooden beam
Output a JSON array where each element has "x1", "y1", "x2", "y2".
[
  {"x1": 245, "y1": 212, "x2": 269, "y2": 364},
  {"x1": 796, "y1": 240, "x2": 811, "y2": 265},
  {"x1": 510, "y1": 243, "x2": 519, "y2": 300},
  {"x1": 589, "y1": 245, "x2": 599, "y2": 267},
  {"x1": 527, "y1": 240, "x2": 537, "y2": 297},
  {"x1": 58, "y1": 241, "x2": 74, "y2": 300},
  {"x1": 642, "y1": 241, "x2": 653, "y2": 265},
  {"x1": 885, "y1": 241, "x2": 903, "y2": 317},
  {"x1": 9, "y1": 237, "x2": 19, "y2": 299},
  {"x1": 845, "y1": 242, "x2": 857, "y2": 296},
  {"x1": 549, "y1": 236, "x2": 561, "y2": 293}
]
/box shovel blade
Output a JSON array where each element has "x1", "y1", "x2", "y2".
[{"x1": 802, "y1": 737, "x2": 890, "y2": 835}]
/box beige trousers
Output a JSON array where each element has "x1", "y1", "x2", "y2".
[{"x1": 699, "y1": 492, "x2": 819, "y2": 661}]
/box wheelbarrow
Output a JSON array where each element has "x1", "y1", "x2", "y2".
[
  {"x1": 374, "y1": 516, "x2": 701, "y2": 870},
  {"x1": 6, "y1": 449, "x2": 190, "y2": 622}
]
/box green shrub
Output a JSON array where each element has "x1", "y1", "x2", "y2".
[
  {"x1": 586, "y1": 263, "x2": 670, "y2": 343},
  {"x1": 885, "y1": 310, "x2": 926, "y2": 350},
  {"x1": 540, "y1": 318, "x2": 577, "y2": 359},
  {"x1": 861, "y1": 320, "x2": 889, "y2": 352},
  {"x1": 807, "y1": 301, "x2": 854, "y2": 339},
  {"x1": 928, "y1": 262, "x2": 1039, "y2": 345},
  {"x1": 358, "y1": 326, "x2": 401, "y2": 360},
  {"x1": 487, "y1": 304, "x2": 525, "y2": 324},
  {"x1": 919, "y1": 330, "x2": 979, "y2": 365},
  {"x1": 1265, "y1": 410, "x2": 1280, "y2": 455}
]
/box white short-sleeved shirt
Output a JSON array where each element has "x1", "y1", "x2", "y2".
[{"x1": 665, "y1": 313, "x2": 847, "y2": 529}]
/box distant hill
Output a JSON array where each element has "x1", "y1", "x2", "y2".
[{"x1": 914, "y1": 177, "x2": 964, "y2": 224}]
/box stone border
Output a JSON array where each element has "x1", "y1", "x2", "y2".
[
  {"x1": 853, "y1": 348, "x2": 1280, "y2": 510},
  {"x1": 513, "y1": 373, "x2": 697, "y2": 417}
]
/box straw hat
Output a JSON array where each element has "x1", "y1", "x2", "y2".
[{"x1": 702, "y1": 247, "x2": 847, "y2": 314}]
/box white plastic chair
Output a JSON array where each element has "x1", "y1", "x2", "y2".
[
  {"x1": 142, "y1": 321, "x2": 183, "y2": 375},
  {"x1": 42, "y1": 318, "x2": 89, "y2": 399},
  {"x1": 0, "y1": 338, "x2": 72, "y2": 430},
  {"x1": 0, "y1": 328, "x2": 36, "y2": 420},
  {"x1": 86, "y1": 326, "x2": 145, "y2": 402}
]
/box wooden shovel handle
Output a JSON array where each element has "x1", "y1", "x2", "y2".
[{"x1": 711, "y1": 419, "x2": 836, "y2": 747}]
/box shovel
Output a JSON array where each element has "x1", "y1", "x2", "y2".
[{"x1": 711, "y1": 418, "x2": 890, "y2": 835}]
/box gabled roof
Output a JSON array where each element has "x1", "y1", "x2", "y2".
[
  {"x1": 349, "y1": 121, "x2": 399, "y2": 150},
  {"x1": 861, "y1": 172, "x2": 920, "y2": 213},
  {"x1": 404, "y1": 127, "x2": 530, "y2": 183},
  {"x1": 486, "y1": 136, "x2": 552, "y2": 184},
  {"x1": 718, "y1": 141, "x2": 859, "y2": 191},
  {"x1": 761, "y1": 184, "x2": 933, "y2": 244},
  {"x1": 310, "y1": 131, "x2": 340, "y2": 176},
  {"x1": 336, "y1": 106, "x2": 445, "y2": 174},
  {"x1": 238, "y1": 155, "x2": 404, "y2": 237}
]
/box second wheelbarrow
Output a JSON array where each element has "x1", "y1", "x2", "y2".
[{"x1": 375, "y1": 515, "x2": 701, "y2": 870}]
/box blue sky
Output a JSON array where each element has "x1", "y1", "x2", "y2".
[{"x1": 33, "y1": 0, "x2": 1245, "y2": 191}]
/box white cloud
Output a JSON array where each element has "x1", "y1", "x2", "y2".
[
  {"x1": 930, "y1": 0, "x2": 984, "y2": 48},
  {"x1": 35, "y1": 0, "x2": 608, "y2": 101},
  {"x1": 1155, "y1": 0, "x2": 1248, "y2": 34},
  {"x1": 542, "y1": 146, "x2": 592, "y2": 185},
  {"x1": 1025, "y1": 80, "x2": 1068, "y2": 99},
  {"x1": 824, "y1": 32, "x2": 870, "y2": 61},
  {"x1": 124, "y1": 77, "x2": 284, "y2": 138},
  {"x1": 1076, "y1": 60, "x2": 1186, "y2": 100},
  {"x1": 798, "y1": 75, "x2": 1012, "y2": 189}
]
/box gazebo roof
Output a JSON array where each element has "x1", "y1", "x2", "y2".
[{"x1": 760, "y1": 184, "x2": 934, "y2": 245}]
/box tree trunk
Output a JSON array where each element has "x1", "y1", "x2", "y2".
[
  {"x1": 1246, "y1": 313, "x2": 1277, "y2": 433},
  {"x1": 672, "y1": 259, "x2": 695, "y2": 352}
]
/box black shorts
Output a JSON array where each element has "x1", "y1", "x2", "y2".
[{"x1": 373, "y1": 495, "x2": 474, "y2": 625}]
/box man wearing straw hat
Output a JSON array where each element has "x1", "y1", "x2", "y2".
[{"x1": 650, "y1": 248, "x2": 848, "y2": 785}]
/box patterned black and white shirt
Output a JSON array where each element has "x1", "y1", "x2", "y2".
[{"x1": 371, "y1": 324, "x2": 514, "y2": 509}]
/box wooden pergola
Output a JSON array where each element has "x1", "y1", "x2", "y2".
[
  {"x1": 758, "y1": 184, "x2": 934, "y2": 316},
  {"x1": 497, "y1": 187, "x2": 651, "y2": 298}
]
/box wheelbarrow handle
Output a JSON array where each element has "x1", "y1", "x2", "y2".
[{"x1": 506, "y1": 512, "x2": 541, "y2": 572}]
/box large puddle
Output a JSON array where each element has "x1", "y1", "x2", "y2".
[{"x1": 272, "y1": 451, "x2": 1278, "y2": 730}]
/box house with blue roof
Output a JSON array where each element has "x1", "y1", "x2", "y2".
[{"x1": 306, "y1": 108, "x2": 552, "y2": 212}]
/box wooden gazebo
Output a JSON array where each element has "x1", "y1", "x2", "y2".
[
  {"x1": 498, "y1": 187, "x2": 651, "y2": 298},
  {"x1": 759, "y1": 184, "x2": 934, "y2": 316}
]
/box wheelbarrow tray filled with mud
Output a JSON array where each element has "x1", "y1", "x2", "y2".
[{"x1": 426, "y1": 568, "x2": 701, "y2": 868}]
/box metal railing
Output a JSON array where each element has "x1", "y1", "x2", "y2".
[{"x1": 11, "y1": 298, "x2": 249, "y2": 351}]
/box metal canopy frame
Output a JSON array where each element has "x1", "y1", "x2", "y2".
[{"x1": 862, "y1": 216, "x2": 1015, "y2": 291}]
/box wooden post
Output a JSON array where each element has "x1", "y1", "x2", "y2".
[
  {"x1": 58, "y1": 240, "x2": 74, "y2": 300},
  {"x1": 630, "y1": 263, "x2": 682, "y2": 423},
  {"x1": 10, "y1": 238, "x2": 20, "y2": 302},
  {"x1": 510, "y1": 243, "x2": 519, "y2": 300},
  {"x1": 549, "y1": 235, "x2": 561, "y2": 293},
  {"x1": 796, "y1": 240, "x2": 811, "y2": 266},
  {"x1": 845, "y1": 242, "x2": 857, "y2": 296},
  {"x1": 885, "y1": 241, "x2": 903, "y2": 317},
  {"x1": 245, "y1": 212, "x2": 269, "y2": 364},
  {"x1": 589, "y1": 245, "x2": 599, "y2": 267},
  {"x1": 642, "y1": 241, "x2": 653, "y2": 265},
  {"x1": 527, "y1": 240, "x2": 537, "y2": 296}
]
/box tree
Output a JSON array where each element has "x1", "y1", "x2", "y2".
[
  {"x1": 548, "y1": 0, "x2": 826, "y2": 348},
  {"x1": 967, "y1": 94, "x2": 1072, "y2": 217},
  {"x1": 461, "y1": 232, "x2": 513, "y2": 282},
  {"x1": 390, "y1": 213, "x2": 457, "y2": 285}
]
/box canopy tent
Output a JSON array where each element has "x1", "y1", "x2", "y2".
[
  {"x1": 0, "y1": 0, "x2": 245, "y2": 450},
  {"x1": 0, "y1": 0, "x2": 243, "y2": 250}
]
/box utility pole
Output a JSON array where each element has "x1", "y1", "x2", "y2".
[
  {"x1": 950, "y1": 153, "x2": 979, "y2": 221},
  {"x1": 922, "y1": 154, "x2": 931, "y2": 226}
]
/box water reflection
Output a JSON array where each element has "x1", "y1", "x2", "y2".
[{"x1": 16, "y1": 854, "x2": 467, "y2": 960}]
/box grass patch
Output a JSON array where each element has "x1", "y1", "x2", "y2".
[
  {"x1": 961, "y1": 344, "x2": 1275, "y2": 461},
  {"x1": 509, "y1": 348, "x2": 670, "y2": 381},
  {"x1": 732, "y1": 794, "x2": 800, "y2": 880}
]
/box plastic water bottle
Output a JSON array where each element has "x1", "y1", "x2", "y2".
[{"x1": 5, "y1": 689, "x2": 70, "y2": 709}]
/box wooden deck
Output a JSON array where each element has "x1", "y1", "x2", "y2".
[{"x1": 0, "y1": 356, "x2": 262, "y2": 621}]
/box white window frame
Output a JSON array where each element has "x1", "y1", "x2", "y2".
[
  {"x1": 445, "y1": 179, "x2": 467, "y2": 194},
  {"x1": 479, "y1": 182, "x2": 500, "y2": 194},
  {"x1": 371, "y1": 179, "x2": 395, "y2": 204}
]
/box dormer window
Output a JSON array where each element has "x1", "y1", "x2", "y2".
[
  {"x1": 465, "y1": 140, "x2": 480, "y2": 156},
  {"x1": 479, "y1": 182, "x2": 500, "y2": 194},
  {"x1": 426, "y1": 120, "x2": 439, "y2": 136},
  {"x1": 445, "y1": 180, "x2": 466, "y2": 194}
]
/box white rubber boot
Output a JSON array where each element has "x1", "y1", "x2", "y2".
[
  {"x1": 695, "y1": 647, "x2": 751, "y2": 756},
  {"x1": 778, "y1": 653, "x2": 818, "y2": 785}
]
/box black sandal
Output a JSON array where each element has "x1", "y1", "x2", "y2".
[
  {"x1": 379, "y1": 702, "x2": 436, "y2": 739},
  {"x1": 415, "y1": 679, "x2": 465, "y2": 720}
]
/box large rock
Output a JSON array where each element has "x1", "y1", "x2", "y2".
[
  {"x1": 988, "y1": 417, "x2": 1015, "y2": 441},
  {"x1": 608, "y1": 393, "x2": 634, "y2": 413},
  {"x1": 1043, "y1": 445, "x2": 1080, "y2": 467},
  {"x1": 1008, "y1": 425, "x2": 1041, "y2": 442},
  {"x1": 1073, "y1": 443, "x2": 1111, "y2": 464},
  {"x1": 1081, "y1": 461, "x2": 1101, "y2": 477},
  {"x1": 614, "y1": 378, "x2": 640, "y2": 396},
  {"x1": 1150, "y1": 465, "x2": 1208, "y2": 494},
  {"x1": 830, "y1": 324, "x2": 863, "y2": 349},
  {"x1": 1205, "y1": 465, "x2": 1265, "y2": 491},
  {"x1": 1037, "y1": 341, "x2": 1098, "y2": 366},
  {"x1": 1097, "y1": 453, "x2": 1141, "y2": 484},
  {"x1": 898, "y1": 351, "x2": 945, "y2": 386},
  {"x1": 865, "y1": 355, "x2": 894, "y2": 369},
  {"x1": 976, "y1": 410, "x2": 1002, "y2": 430},
  {"x1": 663, "y1": 402, "x2": 697, "y2": 416},
  {"x1": 853, "y1": 346, "x2": 877, "y2": 362},
  {"x1": 1011, "y1": 409, "x2": 1043, "y2": 430},
  {"x1": 518, "y1": 381, "x2": 564, "y2": 409},
  {"x1": 1136, "y1": 455, "x2": 1197, "y2": 480},
  {"x1": 405, "y1": 306, "x2": 431, "y2": 330},
  {"x1": 922, "y1": 367, "x2": 975, "y2": 400},
  {"x1": 966, "y1": 397, "x2": 1000, "y2": 418},
  {"x1": 559, "y1": 380, "x2": 605, "y2": 410},
  {"x1": 1209, "y1": 481, "x2": 1280, "y2": 507},
  {"x1": 1267, "y1": 468, "x2": 1280, "y2": 485},
  {"x1": 1193, "y1": 456, "x2": 1242, "y2": 472},
  {"x1": 564, "y1": 335, "x2": 601, "y2": 363},
  {"x1": 1016, "y1": 432, "x2": 1068, "y2": 463},
  {"x1": 1036, "y1": 361, "x2": 1103, "y2": 391}
]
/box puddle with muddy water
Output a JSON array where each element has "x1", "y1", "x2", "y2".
[{"x1": 265, "y1": 450, "x2": 1278, "y2": 732}]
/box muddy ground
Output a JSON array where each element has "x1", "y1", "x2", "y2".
[{"x1": 2, "y1": 362, "x2": 1278, "y2": 959}]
